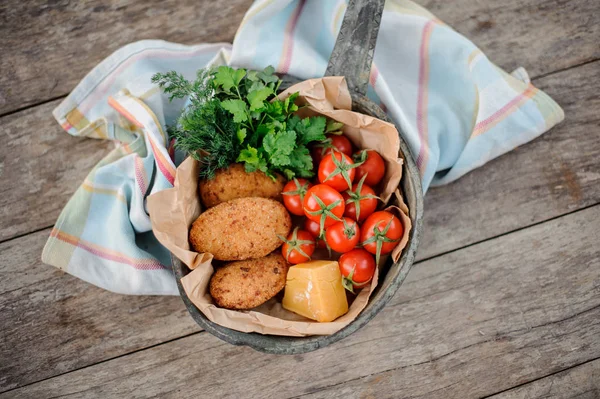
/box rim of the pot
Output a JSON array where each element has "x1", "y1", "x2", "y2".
[{"x1": 170, "y1": 94, "x2": 424, "y2": 355}]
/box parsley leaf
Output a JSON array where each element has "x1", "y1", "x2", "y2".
[
  {"x1": 236, "y1": 127, "x2": 247, "y2": 143},
  {"x1": 237, "y1": 146, "x2": 269, "y2": 174},
  {"x1": 263, "y1": 130, "x2": 296, "y2": 166},
  {"x1": 246, "y1": 70, "x2": 259, "y2": 82},
  {"x1": 247, "y1": 86, "x2": 274, "y2": 111},
  {"x1": 283, "y1": 92, "x2": 300, "y2": 114},
  {"x1": 153, "y1": 65, "x2": 333, "y2": 180},
  {"x1": 288, "y1": 146, "x2": 314, "y2": 177},
  {"x1": 237, "y1": 145, "x2": 259, "y2": 164},
  {"x1": 257, "y1": 66, "x2": 278, "y2": 84},
  {"x1": 289, "y1": 115, "x2": 327, "y2": 144},
  {"x1": 213, "y1": 66, "x2": 246, "y2": 93},
  {"x1": 221, "y1": 99, "x2": 248, "y2": 123}
]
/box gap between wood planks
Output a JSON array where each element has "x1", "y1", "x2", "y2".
[
  {"x1": 1, "y1": 54, "x2": 597, "y2": 121},
  {"x1": 0, "y1": 56, "x2": 598, "y2": 247},
  {"x1": 528, "y1": 57, "x2": 600, "y2": 81},
  {"x1": 3, "y1": 202, "x2": 600, "y2": 398},
  {"x1": 289, "y1": 302, "x2": 600, "y2": 399},
  {"x1": 412, "y1": 202, "x2": 600, "y2": 266},
  {"x1": 3, "y1": 201, "x2": 599, "y2": 397},
  {"x1": 0, "y1": 56, "x2": 598, "y2": 394},
  {"x1": 0, "y1": 95, "x2": 68, "y2": 119},
  {"x1": 486, "y1": 357, "x2": 600, "y2": 398},
  {"x1": 479, "y1": 355, "x2": 600, "y2": 398},
  {"x1": 3, "y1": 0, "x2": 599, "y2": 116},
  {"x1": 1, "y1": 1, "x2": 597, "y2": 396},
  {"x1": 0, "y1": 225, "x2": 55, "y2": 247}
]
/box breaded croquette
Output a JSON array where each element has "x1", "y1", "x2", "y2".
[
  {"x1": 209, "y1": 253, "x2": 289, "y2": 309},
  {"x1": 199, "y1": 163, "x2": 285, "y2": 208},
  {"x1": 189, "y1": 197, "x2": 291, "y2": 260}
]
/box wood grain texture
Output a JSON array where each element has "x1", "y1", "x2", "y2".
[
  {"x1": 418, "y1": 59, "x2": 600, "y2": 260},
  {"x1": 0, "y1": 100, "x2": 111, "y2": 242},
  {"x1": 0, "y1": 0, "x2": 253, "y2": 115},
  {"x1": 489, "y1": 359, "x2": 600, "y2": 399},
  {"x1": 1, "y1": 2, "x2": 598, "y2": 247},
  {"x1": 0, "y1": 0, "x2": 598, "y2": 396},
  {"x1": 0, "y1": 33, "x2": 598, "y2": 397},
  {"x1": 424, "y1": 0, "x2": 600, "y2": 78},
  {"x1": 1, "y1": 0, "x2": 598, "y2": 115},
  {"x1": 3, "y1": 58, "x2": 597, "y2": 255},
  {"x1": 3, "y1": 204, "x2": 599, "y2": 399},
  {"x1": 0, "y1": 229, "x2": 200, "y2": 392}
]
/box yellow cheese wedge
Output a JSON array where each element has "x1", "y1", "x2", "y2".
[{"x1": 282, "y1": 260, "x2": 349, "y2": 322}]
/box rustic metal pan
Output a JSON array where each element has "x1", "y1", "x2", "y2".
[{"x1": 171, "y1": 0, "x2": 423, "y2": 354}]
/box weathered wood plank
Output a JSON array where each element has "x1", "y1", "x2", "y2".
[
  {"x1": 0, "y1": 229, "x2": 200, "y2": 392},
  {"x1": 0, "y1": 100, "x2": 111, "y2": 242},
  {"x1": 3, "y1": 57, "x2": 597, "y2": 254},
  {"x1": 0, "y1": 58, "x2": 597, "y2": 394},
  {"x1": 0, "y1": 2, "x2": 598, "y2": 395},
  {"x1": 426, "y1": 0, "x2": 600, "y2": 78},
  {"x1": 489, "y1": 359, "x2": 600, "y2": 399},
  {"x1": 1, "y1": 1, "x2": 598, "y2": 247},
  {"x1": 0, "y1": 0, "x2": 253, "y2": 115},
  {"x1": 418, "y1": 58, "x2": 600, "y2": 260},
  {"x1": 1, "y1": 0, "x2": 598, "y2": 115},
  {"x1": 3, "y1": 204, "x2": 599, "y2": 399}
]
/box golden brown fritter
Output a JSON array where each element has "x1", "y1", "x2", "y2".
[
  {"x1": 199, "y1": 163, "x2": 285, "y2": 208},
  {"x1": 189, "y1": 197, "x2": 292, "y2": 260},
  {"x1": 209, "y1": 253, "x2": 289, "y2": 309}
]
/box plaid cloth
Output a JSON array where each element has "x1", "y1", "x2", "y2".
[{"x1": 42, "y1": 0, "x2": 564, "y2": 295}]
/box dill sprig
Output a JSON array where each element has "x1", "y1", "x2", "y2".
[
  {"x1": 152, "y1": 66, "x2": 330, "y2": 180},
  {"x1": 152, "y1": 69, "x2": 240, "y2": 179}
]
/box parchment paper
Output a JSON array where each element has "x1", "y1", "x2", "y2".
[{"x1": 148, "y1": 77, "x2": 411, "y2": 336}]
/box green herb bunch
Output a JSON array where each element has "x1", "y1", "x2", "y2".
[{"x1": 152, "y1": 65, "x2": 331, "y2": 180}]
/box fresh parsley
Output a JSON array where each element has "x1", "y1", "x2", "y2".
[{"x1": 153, "y1": 66, "x2": 330, "y2": 180}]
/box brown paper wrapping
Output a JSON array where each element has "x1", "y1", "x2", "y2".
[{"x1": 148, "y1": 77, "x2": 411, "y2": 336}]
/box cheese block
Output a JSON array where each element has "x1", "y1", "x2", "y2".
[{"x1": 282, "y1": 260, "x2": 349, "y2": 322}]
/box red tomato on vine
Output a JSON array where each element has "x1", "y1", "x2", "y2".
[{"x1": 360, "y1": 211, "x2": 403, "y2": 264}]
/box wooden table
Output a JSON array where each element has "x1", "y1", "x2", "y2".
[{"x1": 1, "y1": 0, "x2": 599, "y2": 397}]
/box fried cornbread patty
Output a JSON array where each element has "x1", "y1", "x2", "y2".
[
  {"x1": 209, "y1": 253, "x2": 289, "y2": 309},
  {"x1": 189, "y1": 197, "x2": 292, "y2": 261},
  {"x1": 199, "y1": 163, "x2": 285, "y2": 208}
]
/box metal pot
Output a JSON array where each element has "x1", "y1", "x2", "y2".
[{"x1": 171, "y1": 0, "x2": 424, "y2": 354}]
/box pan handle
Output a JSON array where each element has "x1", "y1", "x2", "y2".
[{"x1": 325, "y1": 0, "x2": 386, "y2": 96}]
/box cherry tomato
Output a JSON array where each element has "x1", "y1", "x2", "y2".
[
  {"x1": 354, "y1": 149, "x2": 385, "y2": 187},
  {"x1": 342, "y1": 175, "x2": 379, "y2": 222},
  {"x1": 324, "y1": 134, "x2": 353, "y2": 156},
  {"x1": 318, "y1": 152, "x2": 358, "y2": 191},
  {"x1": 280, "y1": 227, "x2": 315, "y2": 264},
  {"x1": 360, "y1": 211, "x2": 404, "y2": 264},
  {"x1": 311, "y1": 134, "x2": 353, "y2": 166},
  {"x1": 339, "y1": 249, "x2": 376, "y2": 292},
  {"x1": 311, "y1": 146, "x2": 325, "y2": 168},
  {"x1": 303, "y1": 218, "x2": 327, "y2": 248},
  {"x1": 282, "y1": 178, "x2": 313, "y2": 216},
  {"x1": 316, "y1": 237, "x2": 328, "y2": 249},
  {"x1": 304, "y1": 218, "x2": 321, "y2": 238},
  {"x1": 303, "y1": 184, "x2": 345, "y2": 232},
  {"x1": 325, "y1": 217, "x2": 360, "y2": 253}
]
